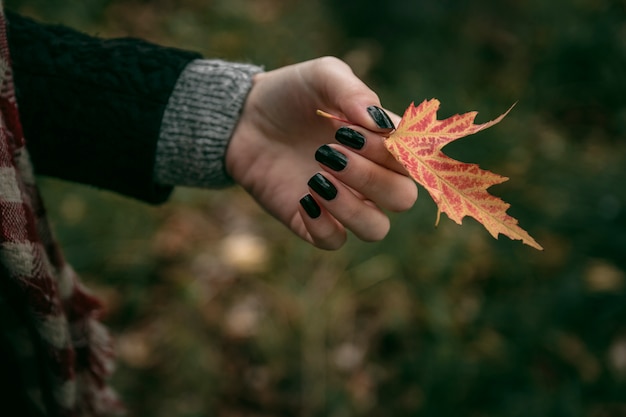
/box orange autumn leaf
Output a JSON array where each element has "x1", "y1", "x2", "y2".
[{"x1": 383, "y1": 99, "x2": 542, "y2": 250}]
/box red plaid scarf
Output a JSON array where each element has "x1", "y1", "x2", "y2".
[{"x1": 0, "y1": 5, "x2": 121, "y2": 416}]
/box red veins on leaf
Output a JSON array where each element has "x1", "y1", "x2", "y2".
[{"x1": 384, "y1": 99, "x2": 541, "y2": 250}]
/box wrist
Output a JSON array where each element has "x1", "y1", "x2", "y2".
[{"x1": 154, "y1": 59, "x2": 264, "y2": 188}]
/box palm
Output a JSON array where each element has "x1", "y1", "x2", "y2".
[{"x1": 227, "y1": 60, "x2": 350, "y2": 235}]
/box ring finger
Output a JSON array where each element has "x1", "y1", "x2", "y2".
[
  {"x1": 306, "y1": 172, "x2": 390, "y2": 242},
  {"x1": 315, "y1": 144, "x2": 418, "y2": 212}
]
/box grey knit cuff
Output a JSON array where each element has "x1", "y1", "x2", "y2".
[{"x1": 154, "y1": 59, "x2": 264, "y2": 188}]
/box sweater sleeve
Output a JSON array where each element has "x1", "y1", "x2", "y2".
[
  {"x1": 6, "y1": 11, "x2": 201, "y2": 204},
  {"x1": 154, "y1": 59, "x2": 263, "y2": 188}
]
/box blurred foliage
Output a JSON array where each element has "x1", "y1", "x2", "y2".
[{"x1": 4, "y1": 0, "x2": 626, "y2": 416}]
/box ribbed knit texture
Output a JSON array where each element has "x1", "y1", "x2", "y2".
[{"x1": 155, "y1": 59, "x2": 263, "y2": 188}]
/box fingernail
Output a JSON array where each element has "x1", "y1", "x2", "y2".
[
  {"x1": 300, "y1": 194, "x2": 321, "y2": 218},
  {"x1": 367, "y1": 105, "x2": 395, "y2": 129},
  {"x1": 315, "y1": 145, "x2": 347, "y2": 171},
  {"x1": 308, "y1": 173, "x2": 337, "y2": 201},
  {"x1": 335, "y1": 127, "x2": 365, "y2": 150}
]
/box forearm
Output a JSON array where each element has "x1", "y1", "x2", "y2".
[
  {"x1": 154, "y1": 59, "x2": 263, "y2": 189},
  {"x1": 6, "y1": 10, "x2": 200, "y2": 203}
]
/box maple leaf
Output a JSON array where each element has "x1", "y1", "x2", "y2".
[
  {"x1": 384, "y1": 99, "x2": 542, "y2": 250},
  {"x1": 317, "y1": 99, "x2": 542, "y2": 250}
]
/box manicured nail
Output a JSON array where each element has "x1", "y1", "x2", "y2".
[
  {"x1": 308, "y1": 173, "x2": 337, "y2": 200},
  {"x1": 335, "y1": 127, "x2": 365, "y2": 150},
  {"x1": 367, "y1": 105, "x2": 395, "y2": 129},
  {"x1": 300, "y1": 194, "x2": 321, "y2": 219},
  {"x1": 315, "y1": 145, "x2": 347, "y2": 171}
]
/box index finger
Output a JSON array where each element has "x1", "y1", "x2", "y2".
[{"x1": 334, "y1": 125, "x2": 408, "y2": 175}]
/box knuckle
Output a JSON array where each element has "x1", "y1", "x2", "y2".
[
  {"x1": 314, "y1": 56, "x2": 346, "y2": 73},
  {"x1": 311, "y1": 226, "x2": 346, "y2": 251},
  {"x1": 358, "y1": 167, "x2": 379, "y2": 192},
  {"x1": 346, "y1": 205, "x2": 390, "y2": 242},
  {"x1": 316, "y1": 234, "x2": 346, "y2": 250},
  {"x1": 359, "y1": 217, "x2": 390, "y2": 242},
  {"x1": 387, "y1": 181, "x2": 418, "y2": 212}
]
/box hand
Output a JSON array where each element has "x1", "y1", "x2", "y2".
[{"x1": 226, "y1": 57, "x2": 417, "y2": 250}]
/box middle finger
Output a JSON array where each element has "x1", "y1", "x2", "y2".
[{"x1": 315, "y1": 144, "x2": 418, "y2": 213}]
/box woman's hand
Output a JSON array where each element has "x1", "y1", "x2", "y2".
[{"x1": 226, "y1": 57, "x2": 417, "y2": 250}]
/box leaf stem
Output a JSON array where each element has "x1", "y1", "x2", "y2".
[{"x1": 315, "y1": 109, "x2": 352, "y2": 125}]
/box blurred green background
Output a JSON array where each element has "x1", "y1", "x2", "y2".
[{"x1": 5, "y1": 0, "x2": 626, "y2": 416}]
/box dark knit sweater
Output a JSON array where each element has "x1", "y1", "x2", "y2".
[
  {"x1": 6, "y1": 11, "x2": 197, "y2": 203},
  {"x1": 6, "y1": 11, "x2": 262, "y2": 202}
]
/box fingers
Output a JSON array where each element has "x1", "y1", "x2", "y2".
[
  {"x1": 297, "y1": 194, "x2": 347, "y2": 250},
  {"x1": 334, "y1": 125, "x2": 408, "y2": 175},
  {"x1": 298, "y1": 125, "x2": 418, "y2": 250},
  {"x1": 303, "y1": 173, "x2": 391, "y2": 243},
  {"x1": 316, "y1": 144, "x2": 417, "y2": 212},
  {"x1": 292, "y1": 57, "x2": 416, "y2": 249}
]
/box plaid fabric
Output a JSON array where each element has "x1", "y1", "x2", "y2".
[{"x1": 0, "y1": 4, "x2": 121, "y2": 416}]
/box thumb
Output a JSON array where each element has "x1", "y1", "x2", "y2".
[{"x1": 317, "y1": 58, "x2": 399, "y2": 133}]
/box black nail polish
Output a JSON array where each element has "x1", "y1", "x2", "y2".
[
  {"x1": 308, "y1": 173, "x2": 337, "y2": 200},
  {"x1": 300, "y1": 194, "x2": 321, "y2": 219},
  {"x1": 367, "y1": 105, "x2": 395, "y2": 130},
  {"x1": 335, "y1": 127, "x2": 365, "y2": 150},
  {"x1": 315, "y1": 145, "x2": 347, "y2": 171}
]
